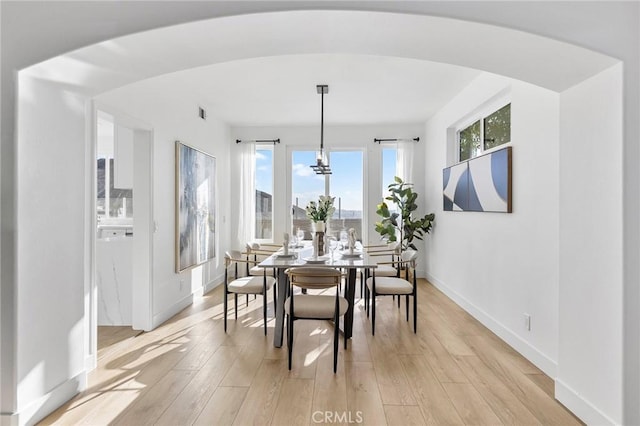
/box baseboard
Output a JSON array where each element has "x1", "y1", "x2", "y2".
[
  {"x1": 203, "y1": 275, "x2": 223, "y2": 294},
  {"x1": 425, "y1": 272, "x2": 557, "y2": 377},
  {"x1": 152, "y1": 274, "x2": 224, "y2": 329},
  {"x1": 6, "y1": 371, "x2": 86, "y2": 426},
  {"x1": 555, "y1": 379, "x2": 619, "y2": 425},
  {"x1": 152, "y1": 292, "x2": 195, "y2": 329},
  {"x1": 85, "y1": 354, "x2": 97, "y2": 373},
  {"x1": 0, "y1": 413, "x2": 18, "y2": 426}
]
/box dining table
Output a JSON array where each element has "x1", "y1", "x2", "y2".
[{"x1": 258, "y1": 244, "x2": 379, "y2": 348}]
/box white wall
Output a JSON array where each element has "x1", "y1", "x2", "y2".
[
  {"x1": 1, "y1": 3, "x2": 637, "y2": 425},
  {"x1": 15, "y1": 74, "x2": 89, "y2": 424},
  {"x1": 557, "y1": 64, "x2": 624, "y2": 425},
  {"x1": 230, "y1": 124, "x2": 428, "y2": 269},
  {"x1": 96, "y1": 83, "x2": 232, "y2": 326},
  {"x1": 424, "y1": 73, "x2": 561, "y2": 375}
]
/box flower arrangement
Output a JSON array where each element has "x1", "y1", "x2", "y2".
[{"x1": 305, "y1": 195, "x2": 336, "y2": 223}]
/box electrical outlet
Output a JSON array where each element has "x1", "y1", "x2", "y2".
[{"x1": 524, "y1": 313, "x2": 531, "y2": 331}]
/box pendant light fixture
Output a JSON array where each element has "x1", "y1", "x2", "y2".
[{"x1": 310, "y1": 84, "x2": 332, "y2": 175}]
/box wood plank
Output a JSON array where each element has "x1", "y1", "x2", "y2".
[
  {"x1": 271, "y1": 378, "x2": 315, "y2": 425},
  {"x1": 417, "y1": 331, "x2": 469, "y2": 384},
  {"x1": 453, "y1": 355, "x2": 542, "y2": 426},
  {"x1": 193, "y1": 386, "x2": 248, "y2": 426},
  {"x1": 155, "y1": 346, "x2": 240, "y2": 425},
  {"x1": 384, "y1": 405, "x2": 426, "y2": 426},
  {"x1": 287, "y1": 319, "x2": 321, "y2": 379},
  {"x1": 463, "y1": 335, "x2": 581, "y2": 425},
  {"x1": 399, "y1": 354, "x2": 465, "y2": 426},
  {"x1": 219, "y1": 329, "x2": 269, "y2": 387},
  {"x1": 441, "y1": 382, "x2": 503, "y2": 426},
  {"x1": 232, "y1": 359, "x2": 286, "y2": 426},
  {"x1": 111, "y1": 369, "x2": 195, "y2": 425},
  {"x1": 526, "y1": 373, "x2": 555, "y2": 399},
  {"x1": 312, "y1": 350, "x2": 349, "y2": 426},
  {"x1": 345, "y1": 362, "x2": 387, "y2": 426},
  {"x1": 367, "y1": 329, "x2": 417, "y2": 405}
]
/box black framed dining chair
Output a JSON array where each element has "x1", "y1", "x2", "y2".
[
  {"x1": 285, "y1": 267, "x2": 348, "y2": 373},
  {"x1": 365, "y1": 249, "x2": 418, "y2": 335},
  {"x1": 361, "y1": 241, "x2": 401, "y2": 297},
  {"x1": 224, "y1": 250, "x2": 277, "y2": 335}
]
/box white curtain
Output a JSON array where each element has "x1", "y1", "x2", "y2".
[
  {"x1": 396, "y1": 140, "x2": 414, "y2": 183},
  {"x1": 237, "y1": 142, "x2": 256, "y2": 249}
]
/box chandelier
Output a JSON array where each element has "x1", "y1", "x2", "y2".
[{"x1": 310, "y1": 84, "x2": 332, "y2": 175}]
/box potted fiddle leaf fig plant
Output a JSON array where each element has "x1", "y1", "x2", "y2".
[{"x1": 375, "y1": 176, "x2": 435, "y2": 251}]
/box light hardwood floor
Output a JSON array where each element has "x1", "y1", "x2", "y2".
[{"x1": 40, "y1": 279, "x2": 582, "y2": 425}]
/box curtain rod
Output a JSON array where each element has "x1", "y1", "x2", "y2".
[
  {"x1": 235, "y1": 138, "x2": 280, "y2": 145},
  {"x1": 373, "y1": 137, "x2": 419, "y2": 144}
]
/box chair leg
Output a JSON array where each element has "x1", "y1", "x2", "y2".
[
  {"x1": 364, "y1": 285, "x2": 368, "y2": 317},
  {"x1": 333, "y1": 313, "x2": 339, "y2": 373},
  {"x1": 288, "y1": 315, "x2": 294, "y2": 370},
  {"x1": 223, "y1": 291, "x2": 228, "y2": 333},
  {"x1": 406, "y1": 295, "x2": 409, "y2": 321},
  {"x1": 246, "y1": 294, "x2": 249, "y2": 307},
  {"x1": 413, "y1": 294, "x2": 417, "y2": 333},
  {"x1": 234, "y1": 294, "x2": 238, "y2": 319},
  {"x1": 372, "y1": 291, "x2": 376, "y2": 336},
  {"x1": 263, "y1": 293, "x2": 267, "y2": 336},
  {"x1": 397, "y1": 294, "x2": 401, "y2": 309}
]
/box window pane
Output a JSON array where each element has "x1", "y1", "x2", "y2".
[
  {"x1": 484, "y1": 103, "x2": 511, "y2": 150},
  {"x1": 329, "y1": 151, "x2": 363, "y2": 241},
  {"x1": 292, "y1": 151, "x2": 326, "y2": 240},
  {"x1": 96, "y1": 117, "x2": 132, "y2": 219},
  {"x1": 255, "y1": 148, "x2": 273, "y2": 239},
  {"x1": 459, "y1": 120, "x2": 481, "y2": 161}
]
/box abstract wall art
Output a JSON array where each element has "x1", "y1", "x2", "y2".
[
  {"x1": 443, "y1": 146, "x2": 512, "y2": 213},
  {"x1": 175, "y1": 141, "x2": 216, "y2": 272}
]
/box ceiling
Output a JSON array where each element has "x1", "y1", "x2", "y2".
[
  {"x1": 30, "y1": 9, "x2": 616, "y2": 129},
  {"x1": 111, "y1": 54, "x2": 481, "y2": 127}
]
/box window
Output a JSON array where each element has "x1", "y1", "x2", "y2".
[
  {"x1": 484, "y1": 103, "x2": 511, "y2": 150},
  {"x1": 96, "y1": 116, "x2": 133, "y2": 220},
  {"x1": 292, "y1": 151, "x2": 325, "y2": 240},
  {"x1": 459, "y1": 120, "x2": 481, "y2": 162},
  {"x1": 328, "y1": 151, "x2": 363, "y2": 240},
  {"x1": 291, "y1": 149, "x2": 364, "y2": 240},
  {"x1": 255, "y1": 146, "x2": 273, "y2": 240},
  {"x1": 458, "y1": 103, "x2": 510, "y2": 162}
]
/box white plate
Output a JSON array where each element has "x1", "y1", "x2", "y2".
[
  {"x1": 340, "y1": 252, "x2": 362, "y2": 259},
  {"x1": 303, "y1": 256, "x2": 328, "y2": 264},
  {"x1": 275, "y1": 253, "x2": 297, "y2": 259}
]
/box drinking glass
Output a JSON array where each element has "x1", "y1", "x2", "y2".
[
  {"x1": 339, "y1": 230, "x2": 348, "y2": 251},
  {"x1": 328, "y1": 237, "x2": 339, "y2": 261},
  {"x1": 296, "y1": 228, "x2": 305, "y2": 246}
]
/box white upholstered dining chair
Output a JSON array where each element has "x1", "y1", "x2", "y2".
[
  {"x1": 224, "y1": 250, "x2": 277, "y2": 335},
  {"x1": 365, "y1": 249, "x2": 418, "y2": 335},
  {"x1": 285, "y1": 267, "x2": 348, "y2": 373}
]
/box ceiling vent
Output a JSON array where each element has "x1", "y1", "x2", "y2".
[{"x1": 198, "y1": 106, "x2": 207, "y2": 120}]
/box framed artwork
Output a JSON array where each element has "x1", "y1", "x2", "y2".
[
  {"x1": 175, "y1": 141, "x2": 216, "y2": 272},
  {"x1": 443, "y1": 146, "x2": 512, "y2": 213}
]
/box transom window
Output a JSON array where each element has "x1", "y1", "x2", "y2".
[{"x1": 458, "y1": 103, "x2": 511, "y2": 162}]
